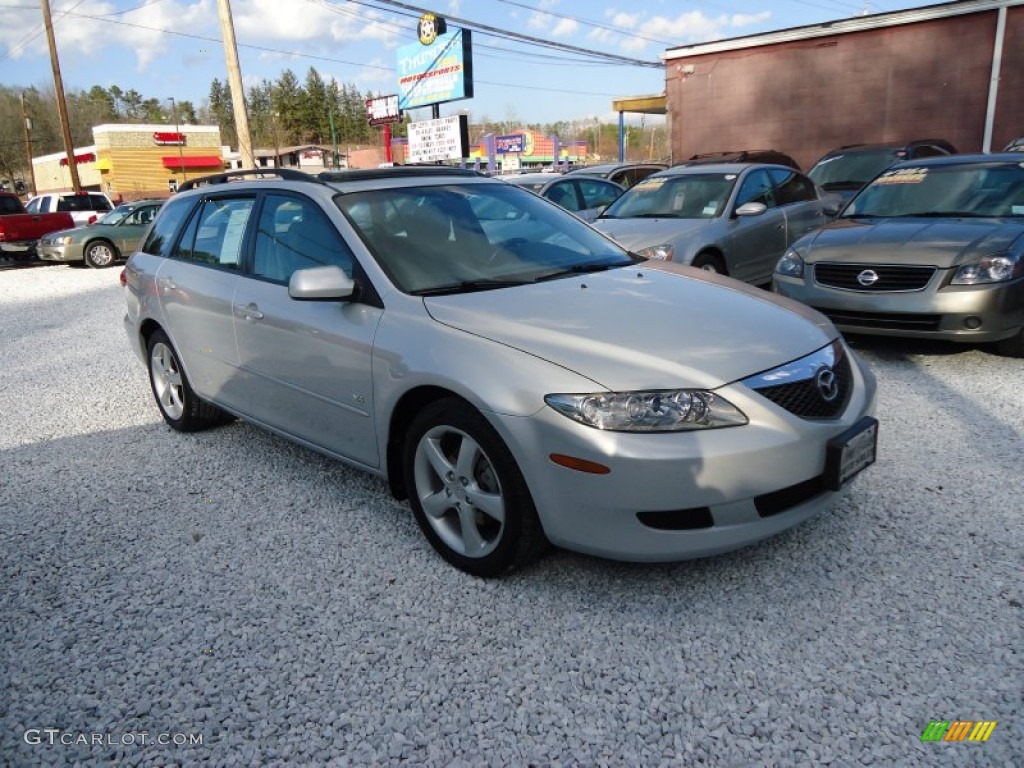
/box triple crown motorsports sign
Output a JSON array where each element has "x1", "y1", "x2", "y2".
[
  {"x1": 406, "y1": 115, "x2": 469, "y2": 164},
  {"x1": 396, "y1": 15, "x2": 474, "y2": 111}
]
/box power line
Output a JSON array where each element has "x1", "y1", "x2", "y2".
[
  {"x1": 52, "y1": 11, "x2": 639, "y2": 101},
  {"x1": 0, "y1": 0, "x2": 88, "y2": 62},
  {"x1": 493, "y1": 0, "x2": 678, "y2": 47},
  {"x1": 356, "y1": 0, "x2": 662, "y2": 68},
  {"x1": 307, "y1": 0, "x2": 646, "y2": 68}
]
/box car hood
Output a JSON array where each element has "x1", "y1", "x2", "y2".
[
  {"x1": 41, "y1": 227, "x2": 77, "y2": 242},
  {"x1": 802, "y1": 217, "x2": 1024, "y2": 267},
  {"x1": 423, "y1": 262, "x2": 836, "y2": 391},
  {"x1": 593, "y1": 217, "x2": 710, "y2": 252}
]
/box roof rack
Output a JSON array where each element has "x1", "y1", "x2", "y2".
[
  {"x1": 317, "y1": 167, "x2": 485, "y2": 183},
  {"x1": 178, "y1": 168, "x2": 317, "y2": 192}
]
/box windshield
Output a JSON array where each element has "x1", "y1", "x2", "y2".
[
  {"x1": 808, "y1": 150, "x2": 901, "y2": 188},
  {"x1": 95, "y1": 204, "x2": 134, "y2": 225},
  {"x1": 336, "y1": 182, "x2": 635, "y2": 294},
  {"x1": 56, "y1": 194, "x2": 112, "y2": 213},
  {"x1": 842, "y1": 163, "x2": 1024, "y2": 218},
  {"x1": 600, "y1": 173, "x2": 736, "y2": 219}
]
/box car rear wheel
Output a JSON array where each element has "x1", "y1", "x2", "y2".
[
  {"x1": 84, "y1": 240, "x2": 117, "y2": 268},
  {"x1": 692, "y1": 252, "x2": 726, "y2": 274},
  {"x1": 403, "y1": 398, "x2": 546, "y2": 576},
  {"x1": 147, "y1": 330, "x2": 234, "y2": 431}
]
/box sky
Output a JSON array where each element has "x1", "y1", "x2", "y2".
[{"x1": 1, "y1": 0, "x2": 942, "y2": 129}]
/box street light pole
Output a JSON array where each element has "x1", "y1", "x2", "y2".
[
  {"x1": 169, "y1": 97, "x2": 187, "y2": 181},
  {"x1": 20, "y1": 92, "x2": 37, "y2": 196}
]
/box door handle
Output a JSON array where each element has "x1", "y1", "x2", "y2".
[{"x1": 234, "y1": 302, "x2": 264, "y2": 321}]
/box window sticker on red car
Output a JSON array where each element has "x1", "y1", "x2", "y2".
[{"x1": 875, "y1": 168, "x2": 928, "y2": 185}]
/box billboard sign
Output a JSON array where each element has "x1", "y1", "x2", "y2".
[
  {"x1": 406, "y1": 115, "x2": 469, "y2": 164},
  {"x1": 396, "y1": 27, "x2": 474, "y2": 110},
  {"x1": 366, "y1": 94, "x2": 401, "y2": 126},
  {"x1": 495, "y1": 134, "x2": 524, "y2": 154}
]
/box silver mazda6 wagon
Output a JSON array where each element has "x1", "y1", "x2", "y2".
[{"x1": 122, "y1": 167, "x2": 878, "y2": 576}]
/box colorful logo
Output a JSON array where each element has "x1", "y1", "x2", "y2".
[{"x1": 921, "y1": 720, "x2": 997, "y2": 742}]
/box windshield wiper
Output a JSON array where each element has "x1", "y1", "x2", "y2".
[
  {"x1": 534, "y1": 261, "x2": 628, "y2": 282},
  {"x1": 892, "y1": 211, "x2": 990, "y2": 218},
  {"x1": 412, "y1": 278, "x2": 530, "y2": 296}
]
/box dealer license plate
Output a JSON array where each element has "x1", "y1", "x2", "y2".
[{"x1": 824, "y1": 417, "x2": 878, "y2": 491}]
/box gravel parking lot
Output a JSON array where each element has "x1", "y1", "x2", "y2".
[{"x1": 1, "y1": 264, "x2": 1020, "y2": 766}]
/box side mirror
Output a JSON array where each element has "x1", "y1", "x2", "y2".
[
  {"x1": 823, "y1": 201, "x2": 842, "y2": 217},
  {"x1": 288, "y1": 265, "x2": 355, "y2": 301},
  {"x1": 734, "y1": 201, "x2": 767, "y2": 217}
]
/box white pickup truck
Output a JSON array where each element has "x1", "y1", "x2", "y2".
[{"x1": 26, "y1": 191, "x2": 115, "y2": 226}]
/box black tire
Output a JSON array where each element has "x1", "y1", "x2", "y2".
[
  {"x1": 995, "y1": 328, "x2": 1024, "y2": 358},
  {"x1": 403, "y1": 398, "x2": 547, "y2": 577},
  {"x1": 691, "y1": 251, "x2": 727, "y2": 274},
  {"x1": 146, "y1": 330, "x2": 234, "y2": 432},
  {"x1": 84, "y1": 239, "x2": 118, "y2": 268}
]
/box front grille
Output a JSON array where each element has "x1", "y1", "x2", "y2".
[
  {"x1": 745, "y1": 342, "x2": 852, "y2": 420},
  {"x1": 755, "y1": 474, "x2": 827, "y2": 518},
  {"x1": 816, "y1": 308, "x2": 941, "y2": 331},
  {"x1": 814, "y1": 263, "x2": 935, "y2": 291}
]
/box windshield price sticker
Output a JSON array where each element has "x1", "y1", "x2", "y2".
[{"x1": 876, "y1": 168, "x2": 928, "y2": 185}]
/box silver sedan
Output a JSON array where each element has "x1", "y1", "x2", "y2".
[
  {"x1": 594, "y1": 164, "x2": 832, "y2": 284},
  {"x1": 122, "y1": 167, "x2": 877, "y2": 576}
]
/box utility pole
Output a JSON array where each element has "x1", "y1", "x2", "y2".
[
  {"x1": 328, "y1": 103, "x2": 339, "y2": 169},
  {"x1": 216, "y1": 0, "x2": 255, "y2": 170},
  {"x1": 40, "y1": 0, "x2": 81, "y2": 192},
  {"x1": 20, "y1": 93, "x2": 37, "y2": 196}
]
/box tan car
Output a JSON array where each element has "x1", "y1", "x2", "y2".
[
  {"x1": 774, "y1": 154, "x2": 1024, "y2": 357},
  {"x1": 39, "y1": 200, "x2": 162, "y2": 268}
]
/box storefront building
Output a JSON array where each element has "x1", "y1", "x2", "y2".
[{"x1": 32, "y1": 124, "x2": 224, "y2": 200}]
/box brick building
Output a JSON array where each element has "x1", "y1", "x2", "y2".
[{"x1": 663, "y1": 0, "x2": 1023, "y2": 169}]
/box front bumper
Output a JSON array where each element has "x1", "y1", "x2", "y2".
[
  {"x1": 774, "y1": 268, "x2": 1024, "y2": 343},
  {"x1": 38, "y1": 242, "x2": 84, "y2": 262},
  {"x1": 490, "y1": 343, "x2": 877, "y2": 561}
]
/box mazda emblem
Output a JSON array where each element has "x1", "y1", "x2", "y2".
[
  {"x1": 816, "y1": 367, "x2": 839, "y2": 402},
  {"x1": 857, "y1": 269, "x2": 879, "y2": 286}
]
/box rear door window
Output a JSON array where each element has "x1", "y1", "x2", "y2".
[
  {"x1": 140, "y1": 196, "x2": 195, "y2": 257},
  {"x1": 174, "y1": 197, "x2": 254, "y2": 268}
]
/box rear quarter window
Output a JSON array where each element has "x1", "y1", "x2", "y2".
[{"x1": 140, "y1": 196, "x2": 195, "y2": 257}]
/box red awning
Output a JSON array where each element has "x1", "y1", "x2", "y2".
[
  {"x1": 60, "y1": 152, "x2": 96, "y2": 166},
  {"x1": 162, "y1": 155, "x2": 224, "y2": 170}
]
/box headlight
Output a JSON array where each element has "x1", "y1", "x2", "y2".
[
  {"x1": 776, "y1": 248, "x2": 805, "y2": 277},
  {"x1": 637, "y1": 244, "x2": 674, "y2": 261},
  {"x1": 545, "y1": 390, "x2": 748, "y2": 432},
  {"x1": 951, "y1": 254, "x2": 1020, "y2": 285},
  {"x1": 58, "y1": 236, "x2": 73, "y2": 245}
]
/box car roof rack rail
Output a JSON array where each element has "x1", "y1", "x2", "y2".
[
  {"x1": 178, "y1": 168, "x2": 316, "y2": 191},
  {"x1": 317, "y1": 167, "x2": 485, "y2": 183}
]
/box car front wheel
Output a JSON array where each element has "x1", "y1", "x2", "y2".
[
  {"x1": 692, "y1": 252, "x2": 726, "y2": 274},
  {"x1": 147, "y1": 330, "x2": 234, "y2": 431},
  {"x1": 84, "y1": 239, "x2": 117, "y2": 268},
  {"x1": 403, "y1": 398, "x2": 546, "y2": 576}
]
